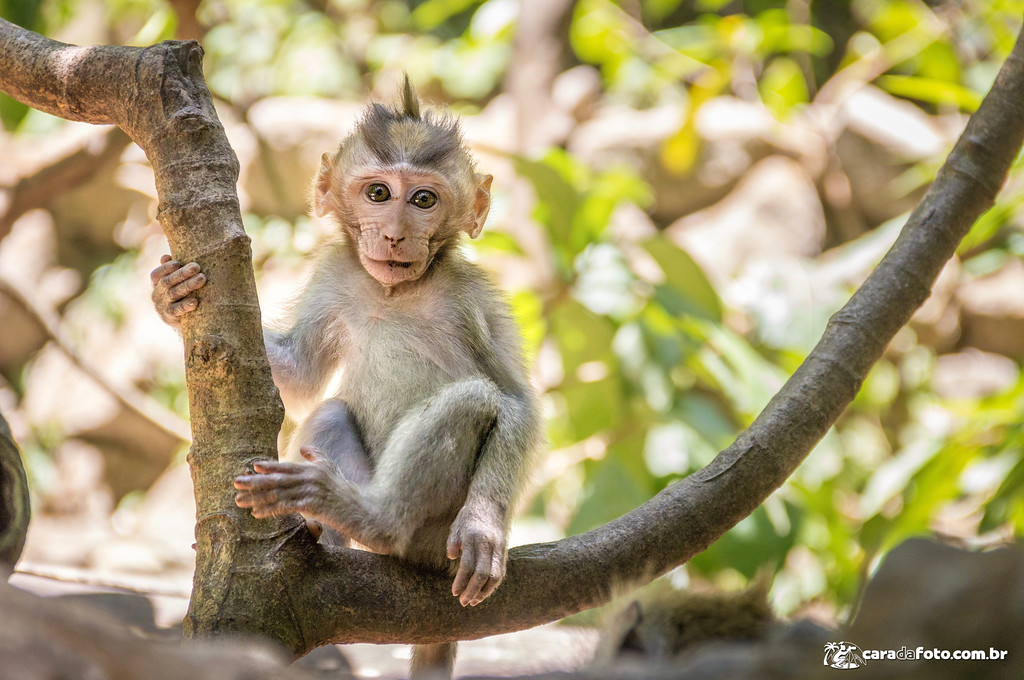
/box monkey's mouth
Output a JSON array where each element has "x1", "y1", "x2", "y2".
[{"x1": 361, "y1": 253, "x2": 424, "y2": 286}]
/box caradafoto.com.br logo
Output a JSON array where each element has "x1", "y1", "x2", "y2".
[
  {"x1": 824, "y1": 642, "x2": 1009, "y2": 669},
  {"x1": 824, "y1": 641, "x2": 868, "y2": 669}
]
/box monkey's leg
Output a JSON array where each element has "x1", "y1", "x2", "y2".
[
  {"x1": 411, "y1": 642, "x2": 457, "y2": 680},
  {"x1": 236, "y1": 378, "x2": 499, "y2": 556},
  {"x1": 363, "y1": 377, "x2": 500, "y2": 557},
  {"x1": 293, "y1": 399, "x2": 372, "y2": 547}
]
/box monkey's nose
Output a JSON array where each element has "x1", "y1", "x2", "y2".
[{"x1": 385, "y1": 235, "x2": 405, "y2": 248}]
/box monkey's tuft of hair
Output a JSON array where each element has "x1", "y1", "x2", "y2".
[
  {"x1": 355, "y1": 82, "x2": 465, "y2": 172},
  {"x1": 401, "y1": 73, "x2": 421, "y2": 119}
]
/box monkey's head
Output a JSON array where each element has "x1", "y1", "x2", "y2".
[{"x1": 314, "y1": 77, "x2": 492, "y2": 288}]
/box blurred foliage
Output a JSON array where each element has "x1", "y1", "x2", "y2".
[{"x1": 2, "y1": 0, "x2": 1024, "y2": 624}]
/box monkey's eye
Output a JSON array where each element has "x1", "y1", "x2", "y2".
[
  {"x1": 410, "y1": 189, "x2": 438, "y2": 210},
  {"x1": 366, "y1": 184, "x2": 391, "y2": 202}
]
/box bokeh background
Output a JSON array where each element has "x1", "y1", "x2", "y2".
[{"x1": 2, "y1": 0, "x2": 1023, "y2": 647}]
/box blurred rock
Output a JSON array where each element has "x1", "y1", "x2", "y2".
[
  {"x1": 0, "y1": 578, "x2": 320, "y2": 680},
  {"x1": 0, "y1": 210, "x2": 76, "y2": 374},
  {"x1": 848, "y1": 538, "x2": 1024, "y2": 680},
  {"x1": 129, "y1": 462, "x2": 198, "y2": 571},
  {"x1": 20, "y1": 346, "x2": 183, "y2": 501},
  {"x1": 666, "y1": 156, "x2": 826, "y2": 284},
  {"x1": 834, "y1": 86, "x2": 959, "y2": 234},
  {"x1": 957, "y1": 259, "x2": 1024, "y2": 358},
  {"x1": 583, "y1": 539, "x2": 1023, "y2": 680},
  {"x1": 932, "y1": 349, "x2": 1019, "y2": 399}
]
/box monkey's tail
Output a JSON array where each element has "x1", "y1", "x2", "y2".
[{"x1": 410, "y1": 642, "x2": 456, "y2": 680}]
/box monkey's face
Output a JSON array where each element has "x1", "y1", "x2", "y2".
[{"x1": 340, "y1": 166, "x2": 454, "y2": 286}]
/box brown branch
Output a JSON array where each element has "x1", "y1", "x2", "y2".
[
  {"x1": 1, "y1": 15, "x2": 1022, "y2": 658},
  {"x1": 0, "y1": 126, "x2": 131, "y2": 240}
]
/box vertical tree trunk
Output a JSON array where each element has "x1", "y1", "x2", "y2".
[{"x1": 0, "y1": 20, "x2": 299, "y2": 643}]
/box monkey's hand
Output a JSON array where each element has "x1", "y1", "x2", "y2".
[
  {"x1": 447, "y1": 503, "x2": 508, "y2": 607},
  {"x1": 150, "y1": 254, "x2": 206, "y2": 326},
  {"x1": 233, "y1": 448, "x2": 348, "y2": 523}
]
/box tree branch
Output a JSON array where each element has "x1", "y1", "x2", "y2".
[{"x1": 1, "y1": 15, "x2": 1022, "y2": 657}]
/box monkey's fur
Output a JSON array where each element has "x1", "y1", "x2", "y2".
[
  {"x1": 152, "y1": 78, "x2": 541, "y2": 679},
  {"x1": 595, "y1": 573, "x2": 776, "y2": 664}
]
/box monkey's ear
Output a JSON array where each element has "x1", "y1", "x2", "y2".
[
  {"x1": 468, "y1": 173, "x2": 493, "y2": 239},
  {"x1": 314, "y1": 152, "x2": 335, "y2": 217}
]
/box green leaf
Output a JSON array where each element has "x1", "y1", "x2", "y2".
[
  {"x1": 643, "y1": 237, "x2": 722, "y2": 322},
  {"x1": 689, "y1": 503, "x2": 801, "y2": 578},
  {"x1": 567, "y1": 430, "x2": 655, "y2": 535},
  {"x1": 512, "y1": 154, "x2": 583, "y2": 251},
  {"x1": 549, "y1": 299, "x2": 616, "y2": 375},
  {"x1": 877, "y1": 74, "x2": 982, "y2": 111},
  {"x1": 759, "y1": 56, "x2": 809, "y2": 119},
  {"x1": 411, "y1": 0, "x2": 481, "y2": 31}
]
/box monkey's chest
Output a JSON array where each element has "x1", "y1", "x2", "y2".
[{"x1": 336, "y1": 316, "x2": 479, "y2": 452}]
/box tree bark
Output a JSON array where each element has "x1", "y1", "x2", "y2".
[
  {"x1": 1, "y1": 15, "x2": 1023, "y2": 655},
  {"x1": 0, "y1": 20, "x2": 291, "y2": 644}
]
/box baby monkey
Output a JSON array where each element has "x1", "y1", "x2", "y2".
[{"x1": 152, "y1": 78, "x2": 541, "y2": 677}]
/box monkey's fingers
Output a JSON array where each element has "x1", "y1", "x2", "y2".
[
  {"x1": 251, "y1": 460, "x2": 307, "y2": 474},
  {"x1": 472, "y1": 550, "x2": 506, "y2": 605},
  {"x1": 451, "y1": 542, "x2": 476, "y2": 604},
  {"x1": 446, "y1": 536, "x2": 461, "y2": 561},
  {"x1": 165, "y1": 298, "x2": 198, "y2": 319},
  {"x1": 162, "y1": 262, "x2": 206, "y2": 301},
  {"x1": 461, "y1": 544, "x2": 501, "y2": 607},
  {"x1": 249, "y1": 501, "x2": 301, "y2": 519},
  {"x1": 236, "y1": 484, "x2": 308, "y2": 514},
  {"x1": 234, "y1": 471, "x2": 304, "y2": 491},
  {"x1": 150, "y1": 258, "x2": 185, "y2": 285}
]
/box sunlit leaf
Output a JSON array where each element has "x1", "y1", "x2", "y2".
[
  {"x1": 643, "y1": 237, "x2": 722, "y2": 322},
  {"x1": 877, "y1": 74, "x2": 982, "y2": 111},
  {"x1": 759, "y1": 56, "x2": 809, "y2": 119}
]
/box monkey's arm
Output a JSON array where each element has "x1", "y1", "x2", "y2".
[
  {"x1": 151, "y1": 249, "x2": 348, "y2": 406},
  {"x1": 447, "y1": 302, "x2": 542, "y2": 606},
  {"x1": 263, "y1": 249, "x2": 350, "y2": 406}
]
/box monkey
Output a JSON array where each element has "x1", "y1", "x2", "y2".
[
  {"x1": 593, "y1": 571, "x2": 776, "y2": 665},
  {"x1": 151, "y1": 77, "x2": 542, "y2": 679}
]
